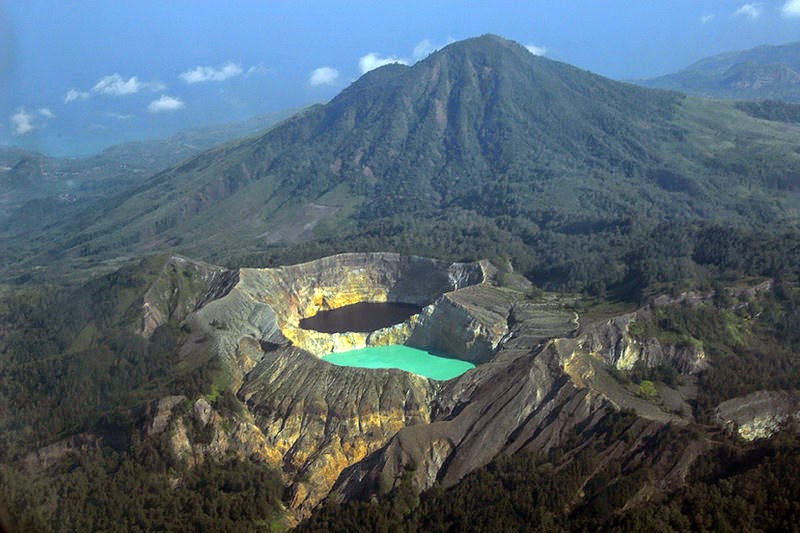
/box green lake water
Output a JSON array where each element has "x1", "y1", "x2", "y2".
[{"x1": 323, "y1": 345, "x2": 475, "y2": 381}]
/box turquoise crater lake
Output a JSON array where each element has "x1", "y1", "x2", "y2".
[{"x1": 323, "y1": 345, "x2": 475, "y2": 381}]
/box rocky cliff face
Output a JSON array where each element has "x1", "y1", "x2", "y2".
[
  {"x1": 189, "y1": 253, "x2": 487, "y2": 363},
  {"x1": 576, "y1": 308, "x2": 707, "y2": 375},
  {"x1": 138, "y1": 253, "x2": 500, "y2": 514},
  {"x1": 129, "y1": 253, "x2": 762, "y2": 519},
  {"x1": 239, "y1": 345, "x2": 435, "y2": 510},
  {"x1": 407, "y1": 284, "x2": 517, "y2": 363}
]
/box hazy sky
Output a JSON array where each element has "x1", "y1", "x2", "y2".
[{"x1": 2, "y1": 0, "x2": 800, "y2": 156}]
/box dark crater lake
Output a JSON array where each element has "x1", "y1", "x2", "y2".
[{"x1": 299, "y1": 302, "x2": 422, "y2": 333}]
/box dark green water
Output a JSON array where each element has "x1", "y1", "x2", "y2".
[
  {"x1": 300, "y1": 302, "x2": 422, "y2": 333},
  {"x1": 323, "y1": 345, "x2": 475, "y2": 381}
]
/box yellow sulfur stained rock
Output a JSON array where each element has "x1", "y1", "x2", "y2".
[
  {"x1": 562, "y1": 350, "x2": 596, "y2": 388},
  {"x1": 615, "y1": 340, "x2": 641, "y2": 371},
  {"x1": 153, "y1": 253, "x2": 494, "y2": 517}
]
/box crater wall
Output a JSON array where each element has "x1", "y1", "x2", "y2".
[
  {"x1": 231, "y1": 252, "x2": 489, "y2": 356},
  {"x1": 165, "y1": 252, "x2": 511, "y2": 513}
]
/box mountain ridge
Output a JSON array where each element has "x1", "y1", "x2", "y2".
[
  {"x1": 640, "y1": 40, "x2": 800, "y2": 102},
  {"x1": 3, "y1": 35, "x2": 800, "y2": 293}
]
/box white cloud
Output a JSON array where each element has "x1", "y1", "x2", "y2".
[
  {"x1": 92, "y1": 74, "x2": 161, "y2": 96},
  {"x1": 180, "y1": 62, "x2": 243, "y2": 83},
  {"x1": 782, "y1": 0, "x2": 800, "y2": 17},
  {"x1": 64, "y1": 88, "x2": 89, "y2": 102},
  {"x1": 10, "y1": 109, "x2": 35, "y2": 135},
  {"x1": 413, "y1": 39, "x2": 437, "y2": 61},
  {"x1": 9, "y1": 107, "x2": 54, "y2": 135},
  {"x1": 309, "y1": 66, "x2": 339, "y2": 86},
  {"x1": 65, "y1": 74, "x2": 163, "y2": 103},
  {"x1": 525, "y1": 44, "x2": 547, "y2": 56},
  {"x1": 734, "y1": 3, "x2": 762, "y2": 18},
  {"x1": 358, "y1": 53, "x2": 408, "y2": 74},
  {"x1": 147, "y1": 95, "x2": 185, "y2": 113},
  {"x1": 700, "y1": 13, "x2": 715, "y2": 24}
]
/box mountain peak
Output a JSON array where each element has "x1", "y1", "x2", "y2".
[
  {"x1": 449, "y1": 33, "x2": 519, "y2": 48},
  {"x1": 35, "y1": 34, "x2": 695, "y2": 267},
  {"x1": 20, "y1": 34, "x2": 800, "y2": 283},
  {"x1": 428, "y1": 33, "x2": 535, "y2": 64}
]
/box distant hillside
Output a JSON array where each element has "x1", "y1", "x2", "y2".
[
  {"x1": 95, "y1": 109, "x2": 299, "y2": 170},
  {"x1": 640, "y1": 41, "x2": 800, "y2": 102},
  {"x1": 3, "y1": 35, "x2": 800, "y2": 293},
  {"x1": 0, "y1": 109, "x2": 297, "y2": 222}
]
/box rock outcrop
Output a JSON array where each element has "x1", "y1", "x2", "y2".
[
  {"x1": 146, "y1": 394, "x2": 278, "y2": 471},
  {"x1": 239, "y1": 345, "x2": 436, "y2": 510},
  {"x1": 408, "y1": 284, "x2": 518, "y2": 363},
  {"x1": 715, "y1": 390, "x2": 800, "y2": 440},
  {"x1": 576, "y1": 309, "x2": 707, "y2": 374},
  {"x1": 21, "y1": 433, "x2": 102, "y2": 472}
]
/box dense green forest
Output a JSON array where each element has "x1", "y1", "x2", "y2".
[
  {"x1": 0, "y1": 256, "x2": 222, "y2": 460},
  {"x1": 231, "y1": 219, "x2": 800, "y2": 300},
  {"x1": 0, "y1": 256, "x2": 287, "y2": 531},
  {"x1": 0, "y1": 440, "x2": 285, "y2": 531},
  {"x1": 613, "y1": 430, "x2": 800, "y2": 532}
]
